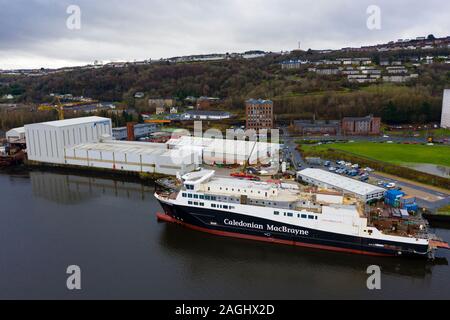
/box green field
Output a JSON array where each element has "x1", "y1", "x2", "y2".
[{"x1": 302, "y1": 142, "x2": 450, "y2": 167}]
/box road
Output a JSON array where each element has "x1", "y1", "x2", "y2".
[{"x1": 282, "y1": 127, "x2": 306, "y2": 170}]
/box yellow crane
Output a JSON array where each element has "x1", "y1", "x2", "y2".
[{"x1": 38, "y1": 97, "x2": 65, "y2": 120}]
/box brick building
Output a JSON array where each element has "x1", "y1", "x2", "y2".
[
  {"x1": 293, "y1": 120, "x2": 341, "y2": 135},
  {"x1": 342, "y1": 115, "x2": 381, "y2": 135},
  {"x1": 246, "y1": 99, "x2": 274, "y2": 130}
]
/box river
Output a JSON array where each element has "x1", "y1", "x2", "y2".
[{"x1": 0, "y1": 169, "x2": 449, "y2": 300}]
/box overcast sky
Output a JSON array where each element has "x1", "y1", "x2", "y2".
[{"x1": 1, "y1": 0, "x2": 449, "y2": 69}]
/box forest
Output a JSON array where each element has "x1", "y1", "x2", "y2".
[{"x1": 1, "y1": 47, "x2": 449, "y2": 130}]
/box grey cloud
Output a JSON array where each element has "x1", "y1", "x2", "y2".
[{"x1": 0, "y1": 0, "x2": 449, "y2": 69}]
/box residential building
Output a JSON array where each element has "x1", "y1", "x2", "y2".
[
  {"x1": 155, "y1": 106, "x2": 166, "y2": 115},
  {"x1": 196, "y1": 97, "x2": 220, "y2": 109},
  {"x1": 342, "y1": 115, "x2": 381, "y2": 136},
  {"x1": 281, "y1": 60, "x2": 309, "y2": 70},
  {"x1": 246, "y1": 99, "x2": 274, "y2": 130},
  {"x1": 148, "y1": 98, "x2": 174, "y2": 109},
  {"x1": 442, "y1": 89, "x2": 450, "y2": 129}
]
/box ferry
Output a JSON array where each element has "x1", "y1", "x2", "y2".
[{"x1": 155, "y1": 170, "x2": 449, "y2": 259}]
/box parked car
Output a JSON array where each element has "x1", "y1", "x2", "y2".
[{"x1": 324, "y1": 161, "x2": 331, "y2": 167}]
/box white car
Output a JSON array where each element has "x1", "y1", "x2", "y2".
[{"x1": 386, "y1": 183, "x2": 396, "y2": 189}]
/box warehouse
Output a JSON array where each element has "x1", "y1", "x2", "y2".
[
  {"x1": 166, "y1": 136, "x2": 280, "y2": 165},
  {"x1": 25, "y1": 116, "x2": 112, "y2": 164},
  {"x1": 297, "y1": 168, "x2": 386, "y2": 202},
  {"x1": 65, "y1": 140, "x2": 199, "y2": 175}
]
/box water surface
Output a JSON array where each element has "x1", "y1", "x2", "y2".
[{"x1": 0, "y1": 170, "x2": 449, "y2": 300}]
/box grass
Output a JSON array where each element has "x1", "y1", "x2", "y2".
[
  {"x1": 302, "y1": 142, "x2": 450, "y2": 167},
  {"x1": 438, "y1": 205, "x2": 450, "y2": 216}
]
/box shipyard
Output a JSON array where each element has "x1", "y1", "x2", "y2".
[{"x1": 1, "y1": 0, "x2": 450, "y2": 304}]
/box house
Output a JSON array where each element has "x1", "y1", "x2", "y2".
[
  {"x1": 170, "y1": 107, "x2": 178, "y2": 114},
  {"x1": 148, "y1": 98, "x2": 175, "y2": 109},
  {"x1": 155, "y1": 106, "x2": 166, "y2": 115}
]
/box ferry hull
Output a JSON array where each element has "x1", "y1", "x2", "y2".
[{"x1": 157, "y1": 201, "x2": 431, "y2": 259}]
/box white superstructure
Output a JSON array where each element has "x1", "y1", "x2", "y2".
[
  {"x1": 297, "y1": 168, "x2": 386, "y2": 202},
  {"x1": 441, "y1": 89, "x2": 450, "y2": 129},
  {"x1": 156, "y1": 170, "x2": 428, "y2": 248},
  {"x1": 65, "y1": 140, "x2": 199, "y2": 175}
]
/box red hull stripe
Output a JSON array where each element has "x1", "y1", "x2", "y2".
[{"x1": 156, "y1": 213, "x2": 394, "y2": 257}]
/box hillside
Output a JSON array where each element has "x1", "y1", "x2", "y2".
[{"x1": 1, "y1": 46, "x2": 450, "y2": 128}]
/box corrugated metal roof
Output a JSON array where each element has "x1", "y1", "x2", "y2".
[
  {"x1": 27, "y1": 116, "x2": 110, "y2": 128},
  {"x1": 298, "y1": 168, "x2": 385, "y2": 196}
]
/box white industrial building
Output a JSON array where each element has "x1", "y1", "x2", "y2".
[
  {"x1": 65, "y1": 140, "x2": 199, "y2": 175},
  {"x1": 297, "y1": 168, "x2": 386, "y2": 202},
  {"x1": 23, "y1": 117, "x2": 199, "y2": 175},
  {"x1": 25, "y1": 116, "x2": 112, "y2": 164},
  {"x1": 166, "y1": 136, "x2": 280, "y2": 165},
  {"x1": 441, "y1": 89, "x2": 450, "y2": 129},
  {"x1": 6, "y1": 127, "x2": 26, "y2": 142}
]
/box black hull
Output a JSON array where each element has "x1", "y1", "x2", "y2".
[{"x1": 158, "y1": 201, "x2": 431, "y2": 259}]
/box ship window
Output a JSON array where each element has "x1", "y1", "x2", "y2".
[
  {"x1": 301, "y1": 214, "x2": 307, "y2": 219},
  {"x1": 308, "y1": 215, "x2": 315, "y2": 220},
  {"x1": 188, "y1": 194, "x2": 193, "y2": 198},
  {"x1": 287, "y1": 213, "x2": 293, "y2": 217},
  {"x1": 188, "y1": 201, "x2": 193, "y2": 205},
  {"x1": 200, "y1": 203, "x2": 205, "y2": 207},
  {"x1": 211, "y1": 204, "x2": 216, "y2": 208},
  {"x1": 182, "y1": 193, "x2": 187, "y2": 197},
  {"x1": 194, "y1": 202, "x2": 198, "y2": 206},
  {"x1": 274, "y1": 211, "x2": 280, "y2": 216},
  {"x1": 223, "y1": 205, "x2": 228, "y2": 209},
  {"x1": 315, "y1": 216, "x2": 318, "y2": 220},
  {"x1": 200, "y1": 195, "x2": 204, "y2": 200},
  {"x1": 205, "y1": 196, "x2": 210, "y2": 200},
  {"x1": 194, "y1": 194, "x2": 199, "y2": 199}
]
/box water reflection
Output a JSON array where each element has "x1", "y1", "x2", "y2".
[
  {"x1": 409, "y1": 164, "x2": 450, "y2": 178},
  {"x1": 158, "y1": 224, "x2": 446, "y2": 281},
  {"x1": 29, "y1": 171, "x2": 154, "y2": 204}
]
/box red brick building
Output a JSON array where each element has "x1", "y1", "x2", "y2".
[
  {"x1": 246, "y1": 99, "x2": 274, "y2": 130},
  {"x1": 342, "y1": 115, "x2": 381, "y2": 135}
]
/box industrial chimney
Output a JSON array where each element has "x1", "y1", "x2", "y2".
[{"x1": 126, "y1": 122, "x2": 136, "y2": 141}]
